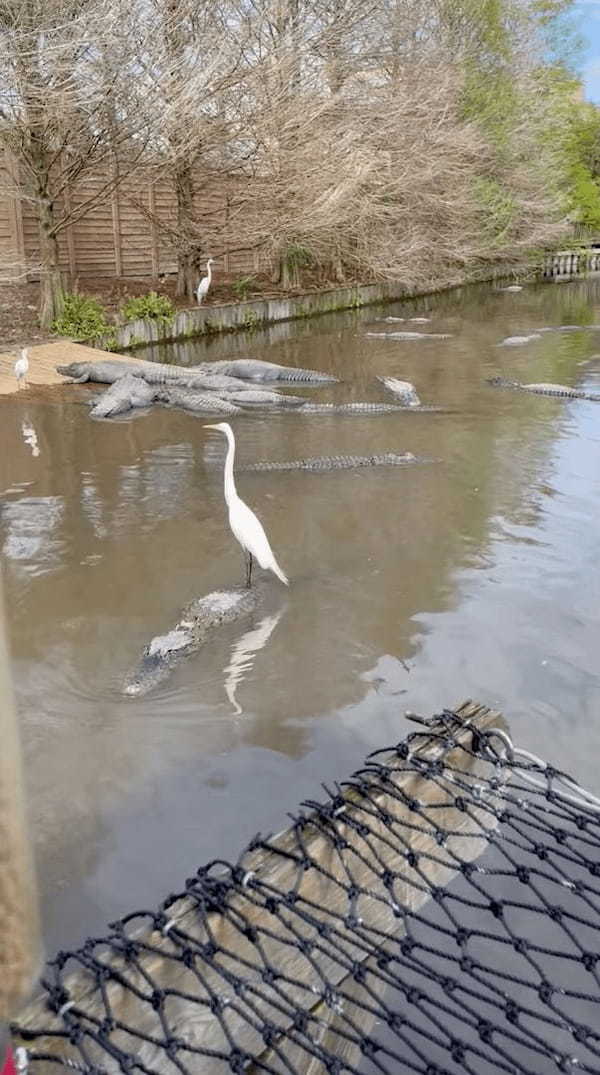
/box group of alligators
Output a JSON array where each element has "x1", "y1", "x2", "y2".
[
  {"x1": 55, "y1": 335, "x2": 600, "y2": 696},
  {"x1": 57, "y1": 358, "x2": 431, "y2": 419}
]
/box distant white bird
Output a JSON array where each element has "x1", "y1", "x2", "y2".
[
  {"x1": 14, "y1": 347, "x2": 29, "y2": 389},
  {"x1": 196, "y1": 258, "x2": 214, "y2": 304},
  {"x1": 204, "y1": 421, "x2": 288, "y2": 587}
]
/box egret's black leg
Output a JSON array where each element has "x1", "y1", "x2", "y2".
[{"x1": 245, "y1": 550, "x2": 253, "y2": 588}]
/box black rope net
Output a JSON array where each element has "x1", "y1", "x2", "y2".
[{"x1": 12, "y1": 703, "x2": 600, "y2": 1074}]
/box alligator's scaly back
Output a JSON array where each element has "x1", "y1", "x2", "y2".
[
  {"x1": 237, "y1": 452, "x2": 433, "y2": 472},
  {"x1": 297, "y1": 402, "x2": 410, "y2": 414},
  {"x1": 90, "y1": 374, "x2": 156, "y2": 418},
  {"x1": 205, "y1": 359, "x2": 338, "y2": 383},
  {"x1": 487, "y1": 376, "x2": 600, "y2": 401},
  {"x1": 156, "y1": 387, "x2": 243, "y2": 414}
]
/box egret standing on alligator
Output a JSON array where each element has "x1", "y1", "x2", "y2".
[{"x1": 205, "y1": 422, "x2": 289, "y2": 587}]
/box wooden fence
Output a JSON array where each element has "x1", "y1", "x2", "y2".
[{"x1": 0, "y1": 151, "x2": 264, "y2": 285}]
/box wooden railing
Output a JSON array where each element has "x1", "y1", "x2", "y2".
[{"x1": 543, "y1": 243, "x2": 600, "y2": 278}]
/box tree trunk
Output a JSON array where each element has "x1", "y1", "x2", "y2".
[
  {"x1": 38, "y1": 196, "x2": 65, "y2": 329},
  {"x1": 174, "y1": 160, "x2": 197, "y2": 301}
]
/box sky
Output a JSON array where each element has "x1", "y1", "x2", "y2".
[{"x1": 576, "y1": 0, "x2": 600, "y2": 102}]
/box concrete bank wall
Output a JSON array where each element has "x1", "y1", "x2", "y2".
[{"x1": 91, "y1": 279, "x2": 468, "y2": 352}]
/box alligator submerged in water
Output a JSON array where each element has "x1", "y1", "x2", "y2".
[
  {"x1": 365, "y1": 331, "x2": 452, "y2": 340},
  {"x1": 237, "y1": 451, "x2": 434, "y2": 472},
  {"x1": 377, "y1": 376, "x2": 421, "y2": 407},
  {"x1": 487, "y1": 376, "x2": 600, "y2": 401},
  {"x1": 124, "y1": 587, "x2": 265, "y2": 695}
]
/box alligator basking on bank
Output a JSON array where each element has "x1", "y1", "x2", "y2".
[
  {"x1": 487, "y1": 376, "x2": 600, "y2": 401},
  {"x1": 58, "y1": 357, "x2": 337, "y2": 387},
  {"x1": 237, "y1": 451, "x2": 434, "y2": 472},
  {"x1": 124, "y1": 587, "x2": 265, "y2": 695},
  {"x1": 89, "y1": 378, "x2": 244, "y2": 418},
  {"x1": 201, "y1": 358, "x2": 338, "y2": 383},
  {"x1": 89, "y1": 374, "x2": 156, "y2": 418}
]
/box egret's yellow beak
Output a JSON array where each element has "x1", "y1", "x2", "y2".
[{"x1": 204, "y1": 424, "x2": 220, "y2": 430}]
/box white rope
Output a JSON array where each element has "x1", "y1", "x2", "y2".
[{"x1": 486, "y1": 728, "x2": 600, "y2": 813}]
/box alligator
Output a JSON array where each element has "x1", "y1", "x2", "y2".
[
  {"x1": 124, "y1": 587, "x2": 263, "y2": 696},
  {"x1": 538, "y1": 325, "x2": 589, "y2": 334},
  {"x1": 202, "y1": 359, "x2": 338, "y2": 383},
  {"x1": 237, "y1": 451, "x2": 434, "y2": 472},
  {"x1": 295, "y1": 401, "x2": 416, "y2": 415},
  {"x1": 155, "y1": 386, "x2": 243, "y2": 414},
  {"x1": 87, "y1": 378, "x2": 244, "y2": 418},
  {"x1": 377, "y1": 376, "x2": 421, "y2": 407},
  {"x1": 57, "y1": 359, "x2": 258, "y2": 393},
  {"x1": 89, "y1": 374, "x2": 156, "y2": 418},
  {"x1": 216, "y1": 388, "x2": 308, "y2": 408},
  {"x1": 365, "y1": 331, "x2": 452, "y2": 340},
  {"x1": 497, "y1": 334, "x2": 542, "y2": 346},
  {"x1": 487, "y1": 376, "x2": 600, "y2": 401}
]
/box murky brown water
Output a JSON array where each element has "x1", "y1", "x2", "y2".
[{"x1": 2, "y1": 278, "x2": 600, "y2": 957}]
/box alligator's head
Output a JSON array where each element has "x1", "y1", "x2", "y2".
[{"x1": 57, "y1": 362, "x2": 88, "y2": 381}]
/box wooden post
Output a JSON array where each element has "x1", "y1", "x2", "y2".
[
  {"x1": 148, "y1": 181, "x2": 160, "y2": 278},
  {"x1": 224, "y1": 193, "x2": 231, "y2": 273},
  {"x1": 61, "y1": 182, "x2": 77, "y2": 284},
  {"x1": 110, "y1": 173, "x2": 123, "y2": 279},
  {"x1": 14, "y1": 701, "x2": 507, "y2": 1074}
]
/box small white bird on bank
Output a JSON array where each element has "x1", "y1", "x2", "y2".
[
  {"x1": 204, "y1": 421, "x2": 289, "y2": 587},
  {"x1": 14, "y1": 347, "x2": 29, "y2": 389},
  {"x1": 196, "y1": 258, "x2": 214, "y2": 304}
]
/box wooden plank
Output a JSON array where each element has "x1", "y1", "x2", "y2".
[
  {"x1": 148, "y1": 180, "x2": 160, "y2": 277},
  {"x1": 14, "y1": 701, "x2": 508, "y2": 1074},
  {"x1": 111, "y1": 172, "x2": 123, "y2": 278}
]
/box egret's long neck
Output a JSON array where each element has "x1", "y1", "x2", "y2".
[
  {"x1": 207, "y1": 262, "x2": 212, "y2": 284},
  {"x1": 223, "y1": 429, "x2": 237, "y2": 505}
]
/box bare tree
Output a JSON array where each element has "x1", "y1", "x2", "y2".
[
  {"x1": 130, "y1": 0, "x2": 254, "y2": 300},
  {"x1": 0, "y1": 0, "x2": 153, "y2": 326}
]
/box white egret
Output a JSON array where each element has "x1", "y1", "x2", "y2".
[
  {"x1": 204, "y1": 421, "x2": 289, "y2": 587},
  {"x1": 14, "y1": 347, "x2": 29, "y2": 389},
  {"x1": 196, "y1": 258, "x2": 214, "y2": 305}
]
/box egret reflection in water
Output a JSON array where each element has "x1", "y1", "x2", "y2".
[
  {"x1": 21, "y1": 418, "x2": 40, "y2": 457},
  {"x1": 223, "y1": 608, "x2": 285, "y2": 715}
]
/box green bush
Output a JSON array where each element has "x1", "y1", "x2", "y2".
[
  {"x1": 231, "y1": 275, "x2": 258, "y2": 300},
  {"x1": 120, "y1": 291, "x2": 175, "y2": 323},
  {"x1": 51, "y1": 293, "x2": 112, "y2": 340},
  {"x1": 284, "y1": 243, "x2": 314, "y2": 271}
]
